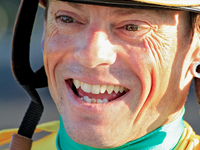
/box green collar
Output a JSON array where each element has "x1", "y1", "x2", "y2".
[{"x1": 56, "y1": 108, "x2": 185, "y2": 150}]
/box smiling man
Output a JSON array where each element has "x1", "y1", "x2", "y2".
[
  {"x1": 2, "y1": 0, "x2": 200, "y2": 150},
  {"x1": 42, "y1": 0, "x2": 200, "y2": 149}
]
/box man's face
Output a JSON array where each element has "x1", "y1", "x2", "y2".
[{"x1": 43, "y1": 0, "x2": 196, "y2": 148}]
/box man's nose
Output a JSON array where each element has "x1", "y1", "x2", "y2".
[{"x1": 74, "y1": 30, "x2": 116, "y2": 68}]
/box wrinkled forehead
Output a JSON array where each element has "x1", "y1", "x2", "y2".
[
  {"x1": 48, "y1": 0, "x2": 185, "y2": 21},
  {"x1": 48, "y1": 0, "x2": 180, "y2": 17},
  {"x1": 47, "y1": 0, "x2": 200, "y2": 13}
]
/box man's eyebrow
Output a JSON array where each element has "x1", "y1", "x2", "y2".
[
  {"x1": 112, "y1": 8, "x2": 141, "y2": 16},
  {"x1": 68, "y1": 2, "x2": 84, "y2": 10},
  {"x1": 57, "y1": 1, "x2": 84, "y2": 10},
  {"x1": 56, "y1": 1, "x2": 149, "y2": 16}
]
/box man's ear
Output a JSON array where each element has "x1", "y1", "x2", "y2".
[
  {"x1": 190, "y1": 14, "x2": 200, "y2": 105},
  {"x1": 189, "y1": 39, "x2": 200, "y2": 79},
  {"x1": 39, "y1": 0, "x2": 47, "y2": 8},
  {"x1": 193, "y1": 60, "x2": 200, "y2": 105},
  {"x1": 190, "y1": 60, "x2": 200, "y2": 78}
]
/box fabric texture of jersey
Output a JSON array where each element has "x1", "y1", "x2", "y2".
[{"x1": 0, "y1": 121, "x2": 59, "y2": 150}]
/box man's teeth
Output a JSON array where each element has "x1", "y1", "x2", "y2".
[
  {"x1": 73, "y1": 79, "x2": 127, "y2": 94},
  {"x1": 81, "y1": 96, "x2": 109, "y2": 104},
  {"x1": 73, "y1": 79, "x2": 127, "y2": 104}
]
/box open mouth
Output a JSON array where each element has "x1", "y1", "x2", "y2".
[{"x1": 67, "y1": 79, "x2": 128, "y2": 104}]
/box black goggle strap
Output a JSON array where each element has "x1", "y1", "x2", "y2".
[{"x1": 10, "y1": 0, "x2": 47, "y2": 149}]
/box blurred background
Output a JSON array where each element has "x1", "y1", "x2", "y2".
[
  {"x1": 0, "y1": 0, "x2": 200, "y2": 143},
  {"x1": 0, "y1": 0, "x2": 59, "y2": 133}
]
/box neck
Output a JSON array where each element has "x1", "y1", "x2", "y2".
[{"x1": 56, "y1": 108, "x2": 185, "y2": 150}]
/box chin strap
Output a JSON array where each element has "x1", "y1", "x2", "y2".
[{"x1": 9, "y1": 0, "x2": 47, "y2": 149}]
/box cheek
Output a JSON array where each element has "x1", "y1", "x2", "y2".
[
  {"x1": 43, "y1": 35, "x2": 70, "y2": 102},
  {"x1": 142, "y1": 31, "x2": 177, "y2": 81},
  {"x1": 140, "y1": 30, "x2": 179, "y2": 102},
  {"x1": 119, "y1": 43, "x2": 153, "y2": 104},
  {"x1": 43, "y1": 27, "x2": 81, "y2": 106},
  {"x1": 143, "y1": 31, "x2": 177, "y2": 69},
  {"x1": 124, "y1": 30, "x2": 178, "y2": 103},
  {"x1": 43, "y1": 31, "x2": 78, "y2": 76}
]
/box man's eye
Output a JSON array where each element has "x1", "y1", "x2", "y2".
[
  {"x1": 124, "y1": 24, "x2": 139, "y2": 31},
  {"x1": 60, "y1": 16, "x2": 75, "y2": 23},
  {"x1": 117, "y1": 21, "x2": 154, "y2": 38}
]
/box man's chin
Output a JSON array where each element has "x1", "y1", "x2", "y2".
[
  {"x1": 66, "y1": 126, "x2": 121, "y2": 148},
  {"x1": 62, "y1": 117, "x2": 133, "y2": 149}
]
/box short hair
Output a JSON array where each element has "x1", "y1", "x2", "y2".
[{"x1": 188, "y1": 12, "x2": 198, "y2": 36}]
